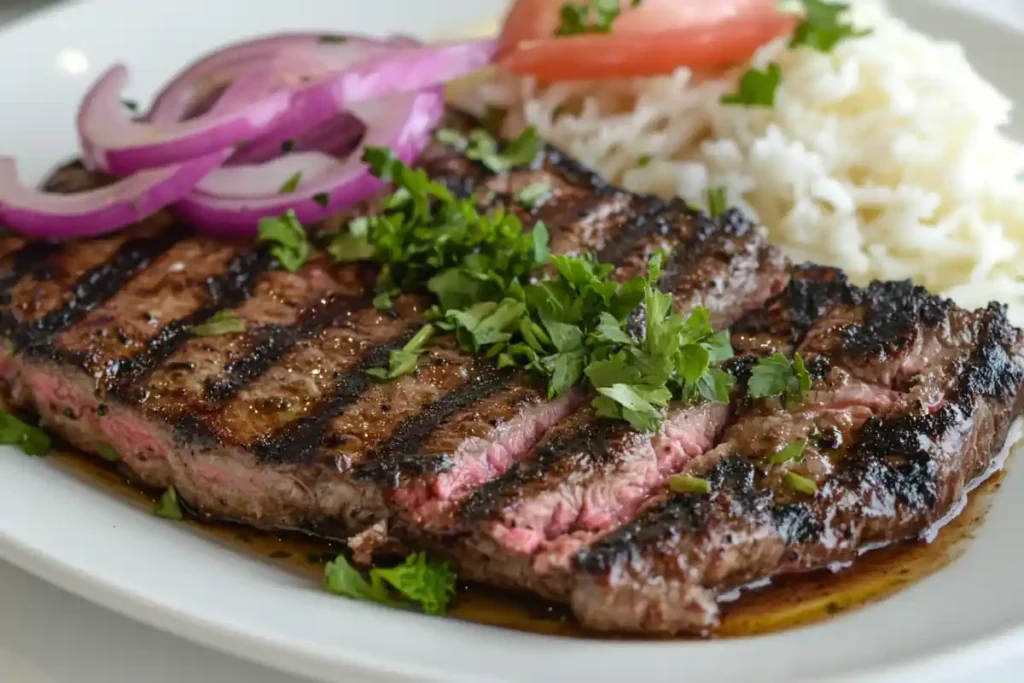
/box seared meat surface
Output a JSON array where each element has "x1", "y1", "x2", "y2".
[{"x1": 0, "y1": 111, "x2": 1021, "y2": 635}]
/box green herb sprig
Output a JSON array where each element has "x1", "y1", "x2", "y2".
[
  {"x1": 770, "y1": 438, "x2": 806, "y2": 464},
  {"x1": 330, "y1": 145, "x2": 550, "y2": 313},
  {"x1": 748, "y1": 352, "x2": 812, "y2": 406},
  {"x1": 324, "y1": 552, "x2": 457, "y2": 615},
  {"x1": 0, "y1": 412, "x2": 50, "y2": 456},
  {"x1": 435, "y1": 127, "x2": 543, "y2": 174},
  {"x1": 367, "y1": 324, "x2": 436, "y2": 380},
  {"x1": 190, "y1": 310, "x2": 247, "y2": 337},
  {"x1": 721, "y1": 63, "x2": 782, "y2": 108},
  {"x1": 155, "y1": 485, "x2": 184, "y2": 520},
  {"x1": 723, "y1": 1, "x2": 869, "y2": 110},
  {"x1": 329, "y1": 148, "x2": 735, "y2": 432},
  {"x1": 790, "y1": 0, "x2": 871, "y2": 53},
  {"x1": 258, "y1": 209, "x2": 313, "y2": 273},
  {"x1": 555, "y1": 0, "x2": 643, "y2": 37}
]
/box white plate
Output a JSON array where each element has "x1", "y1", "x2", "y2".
[{"x1": 1, "y1": 1, "x2": 1024, "y2": 682}]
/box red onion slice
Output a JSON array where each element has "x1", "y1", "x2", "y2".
[
  {"x1": 149, "y1": 33, "x2": 412, "y2": 118},
  {"x1": 227, "y1": 111, "x2": 365, "y2": 166},
  {"x1": 78, "y1": 64, "x2": 293, "y2": 175},
  {"x1": 285, "y1": 39, "x2": 496, "y2": 128},
  {"x1": 0, "y1": 69, "x2": 274, "y2": 238},
  {"x1": 175, "y1": 87, "x2": 444, "y2": 236},
  {"x1": 0, "y1": 155, "x2": 223, "y2": 239}
]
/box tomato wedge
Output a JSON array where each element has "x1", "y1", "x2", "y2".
[{"x1": 498, "y1": 0, "x2": 797, "y2": 81}]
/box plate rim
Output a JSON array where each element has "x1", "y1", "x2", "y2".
[{"x1": 1, "y1": 1, "x2": 1024, "y2": 681}]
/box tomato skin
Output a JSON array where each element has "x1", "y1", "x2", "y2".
[{"x1": 497, "y1": 0, "x2": 796, "y2": 81}]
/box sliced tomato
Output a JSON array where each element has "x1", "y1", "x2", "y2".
[{"x1": 498, "y1": 0, "x2": 797, "y2": 81}]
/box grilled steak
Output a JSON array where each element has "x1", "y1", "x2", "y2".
[
  {"x1": 0, "y1": 110, "x2": 1021, "y2": 636},
  {"x1": 573, "y1": 271, "x2": 1024, "y2": 633}
]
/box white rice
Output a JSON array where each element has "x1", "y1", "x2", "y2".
[{"x1": 451, "y1": 0, "x2": 1024, "y2": 323}]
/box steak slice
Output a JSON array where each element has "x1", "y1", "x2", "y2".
[
  {"x1": 409, "y1": 204, "x2": 788, "y2": 599},
  {"x1": 0, "y1": 110, "x2": 685, "y2": 539},
  {"x1": 572, "y1": 278, "x2": 1024, "y2": 634}
]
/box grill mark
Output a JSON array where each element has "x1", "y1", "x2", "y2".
[
  {"x1": 203, "y1": 292, "x2": 371, "y2": 405},
  {"x1": 251, "y1": 326, "x2": 420, "y2": 464},
  {"x1": 542, "y1": 144, "x2": 610, "y2": 194},
  {"x1": 594, "y1": 197, "x2": 672, "y2": 267},
  {"x1": 656, "y1": 209, "x2": 735, "y2": 294},
  {"x1": 106, "y1": 249, "x2": 276, "y2": 401},
  {"x1": 355, "y1": 367, "x2": 516, "y2": 487},
  {"x1": 576, "y1": 456, "x2": 760, "y2": 573},
  {"x1": 841, "y1": 302, "x2": 1023, "y2": 511},
  {"x1": 0, "y1": 241, "x2": 62, "y2": 304},
  {"x1": 14, "y1": 229, "x2": 183, "y2": 352},
  {"x1": 459, "y1": 417, "x2": 619, "y2": 523}
]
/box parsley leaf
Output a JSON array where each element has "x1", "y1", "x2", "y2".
[
  {"x1": 329, "y1": 147, "x2": 546, "y2": 311},
  {"x1": 154, "y1": 485, "x2": 183, "y2": 520},
  {"x1": 345, "y1": 147, "x2": 734, "y2": 433},
  {"x1": 707, "y1": 187, "x2": 728, "y2": 217},
  {"x1": 324, "y1": 555, "x2": 394, "y2": 605},
  {"x1": 783, "y1": 471, "x2": 818, "y2": 496},
  {"x1": 327, "y1": 216, "x2": 377, "y2": 263},
  {"x1": 190, "y1": 310, "x2": 246, "y2": 337},
  {"x1": 258, "y1": 210, "x2": 313, "y2": 272},
  {"x1": 668, "y1": 474, "x2": 711, "y2": 495},
  {"x1": 516, "y1": 181, "x2": 552, "y2": 209},
  {"x1": 771, "y1": 438, "x2": 807, "y2": 464},
  {"x1": 748, "y1": 352, "x2": 812, "y2": 405},
  {"x1": 466, "y1": 127, "x2": 542, "y2": 174},
  {"x1": 367, "y1": 324, "x2": 435, "y2": 380},
  {"x1": 371, "y1": 553, "x2": 457, "y2": 615},
  {"x1": 434, "y1": 128, "x2": 468, "y2": 149},
  {"x1": 97, "y1": 442, "x2": 120, "y2": 463},
  {"x1": 324, "y1": 553, "x2": 456, "y2": 615},
  {"x1": 0, "y1": 412, "x2": 50, "y2": 456},
  {"x1": 790, "y1": 0, "x2": 871, "y2": 53},
  {"x1": 278, "y1": 171, "x2": 302, "y2": 194},
  {"x1": 721, "y1": 62, "x2": 782, "y2": 108},
  {"x1": 555, "y1": 0, "x2": 642, "y2": 36}
]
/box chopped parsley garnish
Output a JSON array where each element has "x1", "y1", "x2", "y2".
[
  {"x1": 434, "y1": 128, "x2": 468, "y2": 149},
  {"x1": 748, "y1": 352, "x2": 811, "y2": 406},
  {"x1": 190, "y1": 310, "x2": 247, "y2": 337},
  {"x1": 97, "y1": 442, "x2": 120, "y2": 463},
  {"x1": 0, "y1": 412, "x2": 50, "y2": 456},
  {"x1": 669, "y1": 474, "x2": 711, "y2": 495},
  {"x1": 121, "y1": 98, "x2": 139, "y2": 112},
  {"x1": 770, "y1": 438, "x2": 806, "y2": 464},
  {"x1": 783, "y1": 471, "x2": 818, "y2": 496},
  {"x1": 329, "y1": 146, "x2": 549, "y2": 311},
  {"x1": 318, "y1": 34, "x2": 349, "y2": 44},
  {"x1": 516, "y1": 181, "x2": 553, "y2": 209},
  {"x1": 472, "y1": 128, "x2": 542, "y2": 174},
  {"x1": 154, "y1": 485, "x2": 183, "y2": 520},
  {"x1": 257, "y1": 209, "x2": 312, "y2": 272},
  {"x1": 637, "y1": 154, "x2": 653, "y2": 168},
  {"x1": 281, "y1": 139, "x2": 297, "y2": 154},
  {"x1": 334, "y1": 150, "x2": 734, "y2": 433},
  {"x1": 721, "y1": 63, "x2": 782, "y2": 108},
  {"x1": 555, "y1": 0, "x2": 643, "y2": 36},
  {"x1": 790, "y1": 0, "x2": 870, "y2": 53},
  {"x1": 313, "y1": 192, "x2": 331, "y2": 208},
  {"x1": 324, "y1": 552, "x2": 457, "y2": 615},
  {"x1": 367, "y1": 324, "x2": 435, "y2": 380},
  {"x1": 278, "y1": 171, "x2": 303, "y2": 194},
  {"x1": 436, "y1": 126, "x2": 542, "y2": 175},
  {"x1": 707, "y1": 187, "x2": 728, "y2": 217}
]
